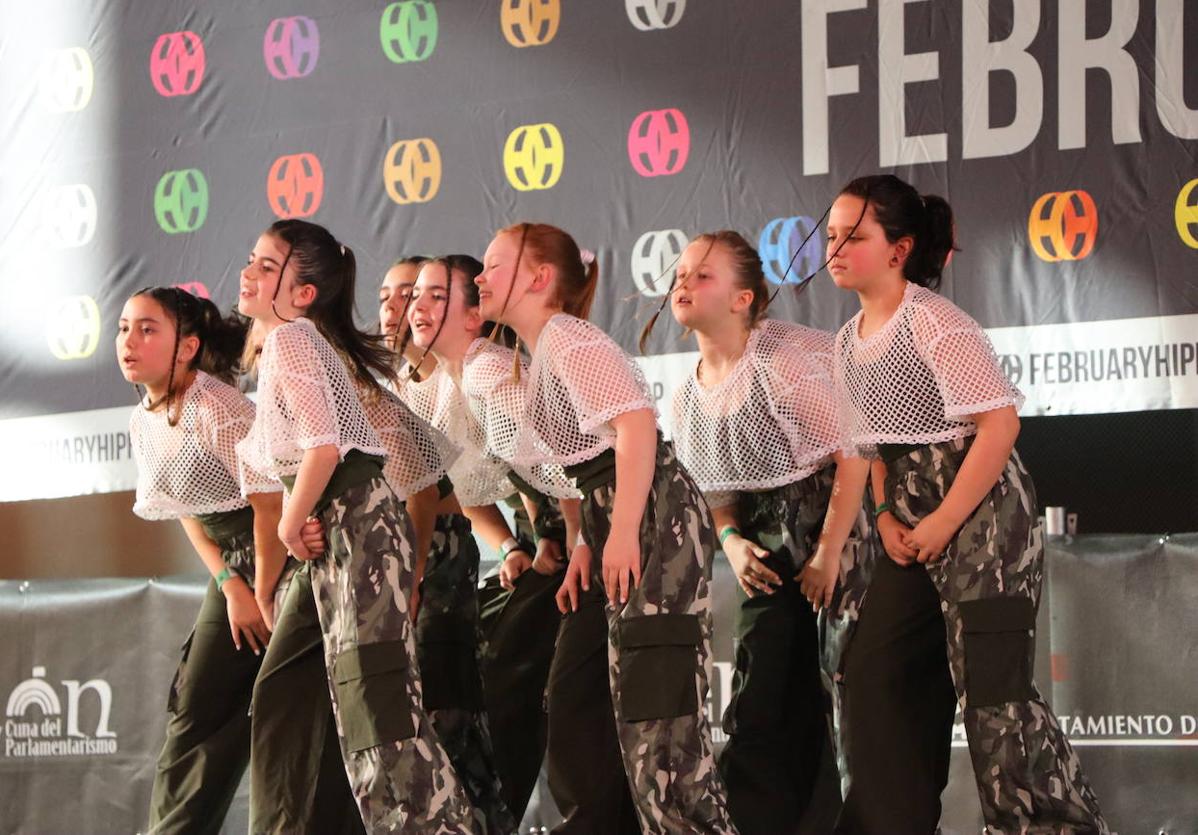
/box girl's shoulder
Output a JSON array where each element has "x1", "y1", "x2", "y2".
[
  {"x1": 192, "y1": 371, "x2": 253, "y2": 421},
  {"x1": 757, "y1": 318, "x2": 834, "y2": 355},
  {"x1": 543, "y1": 313, "x2": 610, "y2": 350},
  {"x1": 904, "y1": 284, "x2": 981, "y2": 339}
]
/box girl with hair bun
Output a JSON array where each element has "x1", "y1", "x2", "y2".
[{"x1": 826, "y1": 174, "x2": 1107, "y2": 832}]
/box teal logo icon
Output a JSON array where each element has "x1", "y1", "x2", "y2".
[
  {"x1": 154, "y1": 169, "x2": 208, "y2": 234},
  {"x1": 380, "y1": 1, "x2": 438, "y2": 63}
]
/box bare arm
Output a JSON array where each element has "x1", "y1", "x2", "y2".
[
  {"x1": 279, "y1": 445, "x2": 340, "y2": 560},
  {"x1": 904, "y1": 406, "x2": 1020, "y2": 562},
  {"x1": 247, "y1": 491, "x2": 287, "y2": 624}
]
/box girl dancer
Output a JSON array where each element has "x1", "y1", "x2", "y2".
[
  {"x1": 406, "y1": 255, "x2": 573, "y2": 822},
  {"x1": 477, "y1": 222, "x2": 737, "y2": 834},
  {"x1": 119, "y1": 287, "x2": 287, "y2": 834},
  {"x1": 236, "y1": 219, "x2": 473, "y2": 833},
  {"x1": 662, "y1": 231, "x2": 871, "y2": 834},
  {"x1": 827, "y1": 174, "x2": 1107, "y2": 833}
]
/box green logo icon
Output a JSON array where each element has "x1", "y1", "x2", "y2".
[
  {"x1": 154, "y1": 169, "x2": 208, "y2": 234},
  {"x1": 380, "y1": 1, "x2": 438, "y2": 63}
]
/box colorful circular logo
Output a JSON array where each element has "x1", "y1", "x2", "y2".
[
  {"x1": 267, "y1": 153, "x2": 324, "y2": 218},
  {"x1": 264, "y1": 16, "x2": 320, "y2": 80},
  {"x1": 154, "y1": 169, "x2": 209, "y2": 234},
  {"x1": 149, "y1": 31, "x2": 205, "y2": 97},
  {"x1": 501, "y1": 0, "x2": 561, "y2": 47},
  {"x1": 383, "y1": 138, "x2": 442, "y2": 204},
  {"x1": 380, "y1": 1, "x2": 438, "y2": 63},
  {"x1": 628, "y1": 108, "x2": 690, "y2": 177},
  {"x1": 503, "y1": 123, "x2": 564, "y2": 191}
]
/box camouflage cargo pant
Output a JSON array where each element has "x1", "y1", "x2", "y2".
[
  {"x1": 417, "y1": 512, "x2": 516, "y2": 835},
  {"x1": 149, "y1": 526, "x2": 265, "y2": 835},
  {"x1": 580, "y1": 440, "x2": 738, "y2": 835},
  {"x1": 309, "y1": 476, "x2": 475, "y2": 833},
  {"x1": 718, "y1": 465, "x2": 866, "y2": 834},
  {"x1": 885, "y1": 438, "x2": 1109, "y2": 834}
]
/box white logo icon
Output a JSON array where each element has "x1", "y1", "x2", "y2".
[
  {"x1": 625, "y1": 0, "x2": 686, "y2": 30},
  {"x1": 630, "y1": 229, "x2": 687, "y2": 297}
]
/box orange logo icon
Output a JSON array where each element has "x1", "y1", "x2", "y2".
[
  {"x1": 500, "y1": 0, "x2": 560, "y2": 47},
  {"x1": 1028, "y1": 190, "x2": 1098, "y2": 262},
  {"x1": 383, "y1": 138, "x2": 442, "y2": 204}
]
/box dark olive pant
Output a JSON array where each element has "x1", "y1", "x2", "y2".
[
  {"x1": 148, "y1": 577, "x2": 264, "y2": 835},
  {"x1": 544, "y1": 585, "x2": 640, "y2": 835},
  {"x1": 834, "y1": 556, "x2": 956, "y2": 834},
  {"x1": 477, "y1": 567, "x2": 565, "y2": 822},
  {"x1": 718, "y1": 557, "x2": 827, "y2": 835},
  {"x1": 249, "y1": 565, "x2": 365, "y2": 835}
]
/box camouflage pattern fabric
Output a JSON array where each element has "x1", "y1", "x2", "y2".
[
  {"x1": 885, "y1": 437, "x2": 1109, "y2": 834},
  {"x1": 311, "y1": 476, "x2": 476, "y2": 833},
  {"x1": 579, "y1": 439, "x2": 738, "y2": 835}
]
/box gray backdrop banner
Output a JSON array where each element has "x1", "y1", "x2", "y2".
[{"x1": 2, "y1": 1, "x2": 1197, "y2": 500}]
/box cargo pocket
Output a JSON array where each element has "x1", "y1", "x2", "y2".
[
  {"x1": 959, "y1": 596, "x2": 1037, "y2": 707},
  {"x1": 416, "y1": 614, "x2": 483, "y2": 712},
  {"x1": 617, "y1": 613, "x2": 702, "y2": 722},
  {"x1": 332, "y1": 640, "x2": 416, "y2": 752}
]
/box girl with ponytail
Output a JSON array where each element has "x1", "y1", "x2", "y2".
[
  {"x1": 235, "y1": 220, "x2": 474, "y2": 832},
  {"x1": 117, "y1": 286, "x2": 292, "y2": 832},
  {"x1": 475, "y1": 222, "x2": 737, "y2": 833},
  {"x1": 663, "y1": 230, "x2": 873, "y2": 834},
  {"x1": 825, "y1": 174, "x2": 1107, "y2": 831}
]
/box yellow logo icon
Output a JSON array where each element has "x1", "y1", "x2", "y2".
[
  {"x1": 47, "y1": 295, "x2": 101, "y2": 361},
  {"x1": 1175, "y1": 179, "x2": 1198, "y2": 249},
  {"x1": 40, "y1": 47, "x2": 94, "y2": 113},
  {"x1": 500, "y1": 0, "x2": 560, "y2": 47},
  {"x1": 503, "y1": 123, "x2": 563, "y2": 191},
  {"x1": 383, "y1": 138, "x2": 442, "y2": 204}
]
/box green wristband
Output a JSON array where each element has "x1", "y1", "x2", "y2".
[
  {"x1": 718, "y1": 525, "x2": 741, "y2": 545},
  {"x1": 214, "y1": 567, "x2": 233, "y2": 591},
  {"x1": 874, "y1": 502, "x2": 893, "y2": 518}
]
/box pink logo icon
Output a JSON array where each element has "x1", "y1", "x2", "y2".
[
  {"x1": 150, "y1": 31, "x2": 205, "y2": 97},
  {"x1": 263, "y1": 16, "x2": 320, "y2": 80},
  {"x1": 627, "y1": 108, "x2": 689, "y2": 177},
  {"x1": 173, "y1": 282, "x2": 211, "y2": 299}
]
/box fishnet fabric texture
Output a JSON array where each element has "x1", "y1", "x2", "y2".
[
  {"x1": 359, "y1": 383, "x2": 458, "y2": 501},
  {"x1": 131, "y1": 370, "x2": 279, "y2": 521},
  {"x1": 671, "y1": 319, "x2": 840, "y2": 508},
  {"x1": 513, "y1": 314, "x2": 657, "y2": 469},
  {"x1": 237, "y1": 317, "x2": 385, "y2": 483},
  {"x1": 461, "y1": 338, "x2": 580, "y2": 499},
  {"x1": 833, "y1": 283, "x2": 1023, "y2": 459},
  {"x1": 394, "y1": 364, "x2": 513, "y2": 507}
]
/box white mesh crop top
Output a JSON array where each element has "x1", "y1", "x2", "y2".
[
  {"x1": 394, "y1": 364, "x2": 514, "y2": 507},
  {"x1": 236, "y1": 317, "x2": 386, "y2": 482},
  {"x1": 833, "y1": 282, "x2": 1023, "y2": 458},
  {"x1": 460, "y1": 338, "x2": 580, "y2": 499},
  {"x1": 359, "y1": 383, "x2": 458, "y2": 501},
  {"x1": 671, "y1": 319, "x2": 840, "y2": 507},
  {"x1": 512, "y1": 313, "x2": 657, "y2": 469},
  {"x1": 131, "y1": 371, "x2": 280, "y2": 520}
]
